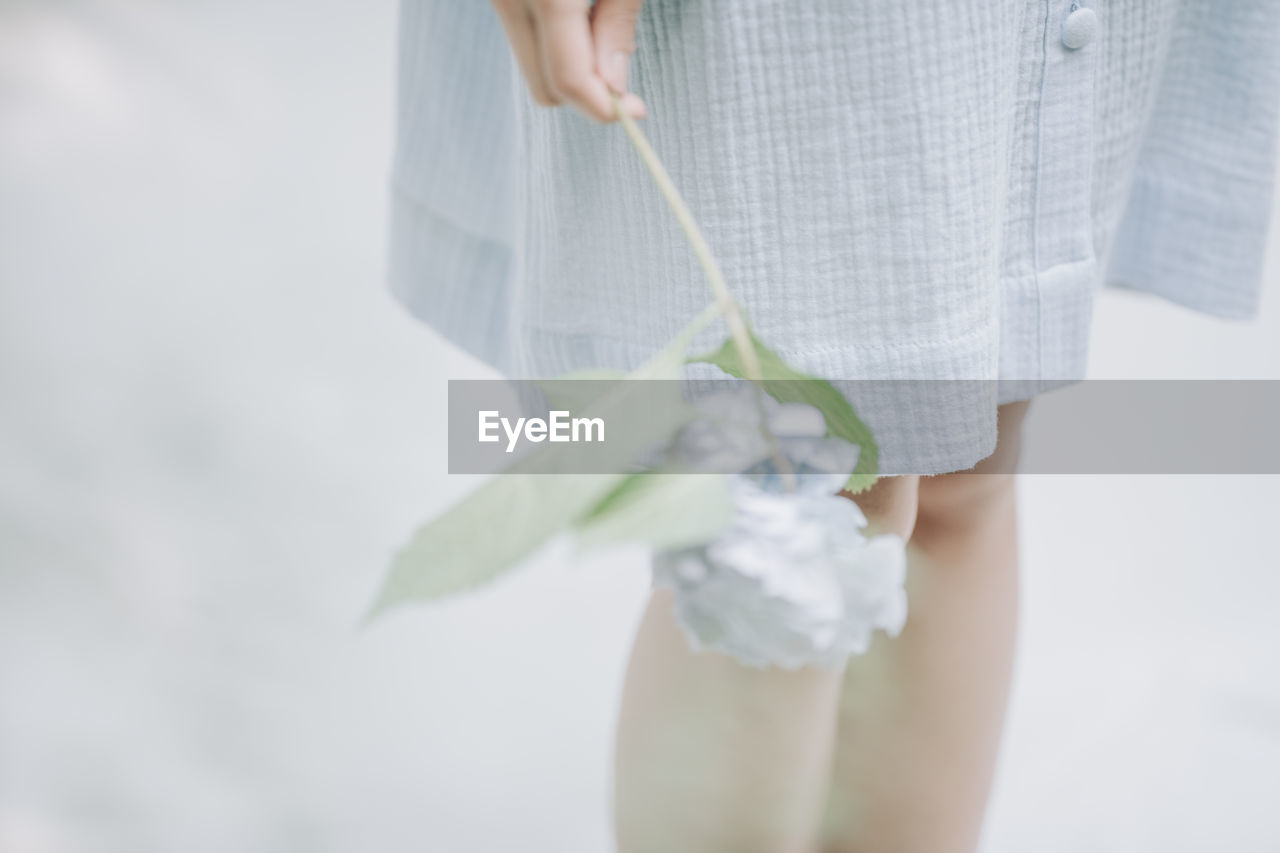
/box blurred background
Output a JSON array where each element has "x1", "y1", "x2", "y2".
[{"x1": 1, "y1": 1, "x2": 1278, "y2": 851}]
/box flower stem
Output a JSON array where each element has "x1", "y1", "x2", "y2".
[
  {"x1": 612, "y1": 96, "x2": 761, "y2": 382},
  {"x1": 613, "y1": 95, "x2": 795, "y2": 488}
]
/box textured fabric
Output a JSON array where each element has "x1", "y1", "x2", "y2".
[{"x1": 389, "y1": 0, "x2": 1280, "y2": 473}]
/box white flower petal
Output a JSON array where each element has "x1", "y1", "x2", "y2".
[
  {"x1": 654, "y1": 479, "x2": 910, "y2": 670},
  {"x1": 767, "y1": 403, "x2": 827, "y2": 438}
]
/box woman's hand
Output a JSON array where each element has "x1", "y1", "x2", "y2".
[{"x1": 490, "y1": 0, "x2": 647, "y2": 122}]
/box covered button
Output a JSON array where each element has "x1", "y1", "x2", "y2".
[{"x1": 1062, "y1": 5, "x2": 1098, "y2": 49}]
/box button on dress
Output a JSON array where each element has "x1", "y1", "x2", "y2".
[{"x1": 388, "y1": 1, "x2": 1280, "y2": 473}]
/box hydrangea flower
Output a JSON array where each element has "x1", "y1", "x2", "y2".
[
  {"x1": 654, "y1": 393, "x2": 908, "y2": 670},
  {"x1": 665, "y1": 388, "x2": 859, "y2": 486}
]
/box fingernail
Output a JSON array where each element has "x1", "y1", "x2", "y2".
[
  {"x1": 622, "y1": 92, "x2": 646, "y2": 119},
  {"x1": 607, "y1": 50, "x2": 629, "y2": 93}
]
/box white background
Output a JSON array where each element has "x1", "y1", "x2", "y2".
[{"x1": 1, "y1": 2, "x2": 1277, "y2": 850}]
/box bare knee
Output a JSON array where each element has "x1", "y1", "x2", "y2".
[
  {"x1": 840, "y1": 475, "x2": 919, "y2": 540},
  {"x1": 916, "y1": 471, "x2": 1016, "y2": 536},
  {"x1": 915, "y1": 401, "x2": 1030, "y2": 534}
]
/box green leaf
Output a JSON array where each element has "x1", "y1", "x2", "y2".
[
  {"x1": 689, "y1": 332, "x2": 880, "y2": 493},
  {"x1": 536, "y1": 369, "x2": 627, "y2": 414},
  {"x1": 368, "y1": 472, "x2": 625, "y2": 617},
  {"x1": 367, "y1": 304, "x2": 722, "y2": 620},
  {"x1": 573, "y1": 473, "x2": 733, "y2": 552}
]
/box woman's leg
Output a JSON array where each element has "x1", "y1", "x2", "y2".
[
  {"x1": 613, "y1": 476, "x2": 921, "y2": 853},
  {"x1": 821, "y1": 401, "x2": 1031, "y2": 853}
]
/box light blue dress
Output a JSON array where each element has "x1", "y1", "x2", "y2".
[{"x1": 389, "y1": 0, "x2": 1279, "y2": 472}]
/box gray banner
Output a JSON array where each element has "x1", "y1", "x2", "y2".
[{"x1": 447, "y1": 379, "x2": 1280, "y2": 475}]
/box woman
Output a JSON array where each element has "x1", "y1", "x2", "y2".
[{"x1": 389, "y1": 1, "x2": 1279, "y2": 850}]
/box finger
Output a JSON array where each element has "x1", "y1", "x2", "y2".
[
  {"x1": 590, "y1": 0, "x2": 643, "y2": 96},
  {"x1": 532, "y1": 0, "x2": 616, "y2": 122},
  {"x1": 492, "y1": 0, "x2": 560, "y2": 106},
  {"x1": 619, "y1": 91, "x2": 647, "y2": 119}
]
